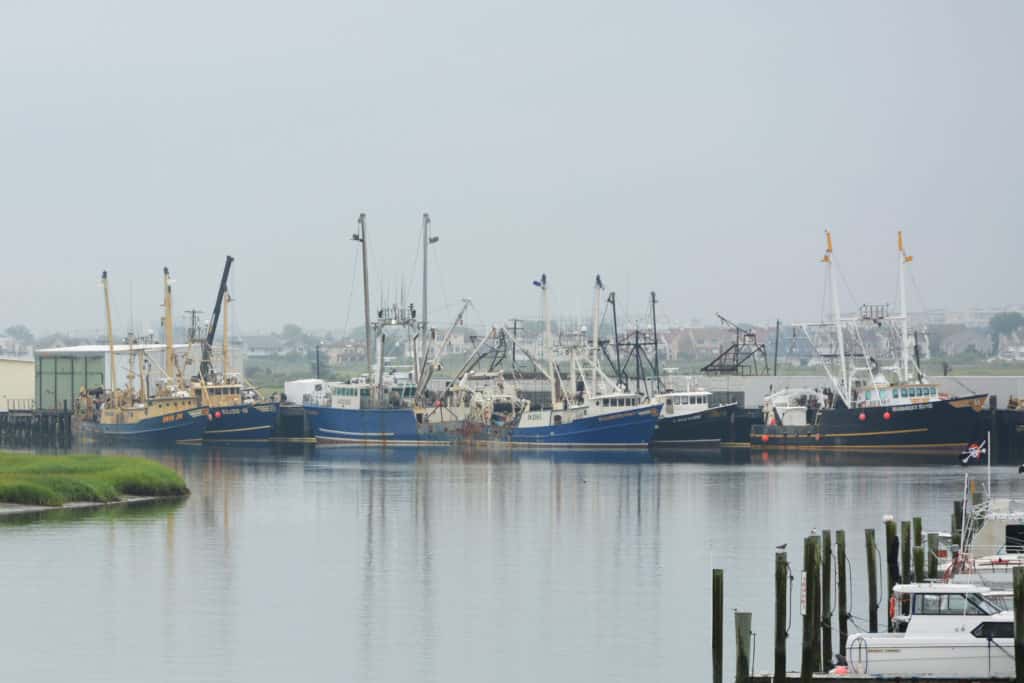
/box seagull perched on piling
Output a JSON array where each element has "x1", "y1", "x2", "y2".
[{"x1": 776, "y1": 543, "x2": 787, "y2": 550}]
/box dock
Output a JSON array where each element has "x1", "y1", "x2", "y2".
[
  {"x1": 0, "y1": 403, "x2": 72, "y2": 448},
  {"x1": 714, "y1": 504, "x2": 1024, "y2": 683}
]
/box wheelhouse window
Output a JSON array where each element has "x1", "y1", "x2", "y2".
[{"x1": 911, "y1": 593, "x2": 999, "y2": 616}]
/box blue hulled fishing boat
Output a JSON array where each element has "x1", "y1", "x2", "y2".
[{"x1": 507, "y1": 275, "x2": 661, "y2": 449}]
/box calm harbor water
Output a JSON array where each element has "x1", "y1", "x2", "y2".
[{"x1": 0, "y1": 445, "x2": 1015, "y2": 682}]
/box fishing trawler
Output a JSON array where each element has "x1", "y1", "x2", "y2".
[
  {"x1": 197, "y1": 256, "x2": 280, "y2": 442},
  {"x1": 305, "y1": 215, "x2": 497, "y2": 445},
  {"x1": 78, "y1": 269, "x2": 209, "y2": 444},
  {"x1": 649, "y1": 386, "x2": 742, "y2": 448},
  {"x1": 508, "y1": 276, "x2": 661, "y2": 448},
  {"x1": 751, "y1": 232, "x2": 988, "y2": 452}
]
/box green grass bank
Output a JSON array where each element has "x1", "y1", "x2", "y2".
[{"x1": 0, "y1": 452, "x2": 189, "y2": 507}]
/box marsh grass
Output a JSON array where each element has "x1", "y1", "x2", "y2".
[{"x1": 0, "y1": 452, "x2": 188, "y2": 506}]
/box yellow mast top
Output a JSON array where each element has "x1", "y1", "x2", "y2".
[
  {"x1": 821, "y1": 229, "x2": 833, "y2": 263},
  {"x1": 163, "y1": 267, "x2": 174, "y2": 386},
  {"x1": 898, "y1": 230, "x2": 913, "y2": 263},
  {"x1": 101, "y1": 270, "x2": 118, "y2": 396}
]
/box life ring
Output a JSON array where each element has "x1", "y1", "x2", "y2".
[{"x1": 889, "y1": 595, "x2": 896, "y2": 620}]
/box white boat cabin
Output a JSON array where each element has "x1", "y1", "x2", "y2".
[
  {"x1": 856, "y1": 378, "x2": 942, "y2": 408},
  {"x1": 654, "y1": 390, "x2": 712, "y2": 417}
]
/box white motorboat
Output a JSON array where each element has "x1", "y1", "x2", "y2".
[{"x1": 846, "y1": 583, "x2": 1013, "y2": 677}]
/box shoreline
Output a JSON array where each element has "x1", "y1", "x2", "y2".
[{"x1": 0, "y1": 493, "x2": 188, "y2": 517}]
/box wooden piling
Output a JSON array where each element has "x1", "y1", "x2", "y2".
[
  {"x1": 774, "y1": 551, "x2": 786, "y2": 683},
  {"x1": 820, "y1": 530, "x2": 832, "y2": 667},
  {"x1": 735, "y1": 611, "x2": 751, "y2": 683},
  {"x1": 927, "y1": 532, "x2": 938, "y2": 579},
  {"x1": 713, "y1": 568, "x2": 723, "y2": 683},
  {"x1": 864, "y1": 528, "x2": 878, "y2": 633},
  {"x1": 1014, "y1": 566, "x2": 1024, "y2": 681},
  {"x1": 913, "y1": 546, "x2": 924, "y2": 584},
  {"x1": 900, "y1": 520, "x2": 911, "y2": 583},
  {"x1": 884, "y1": 518, "x2": 897, "y2": 631},
  {"x1": 912, "y1": 516, "x2": 922, "y2": 548},
  {"x1": 800, "y1": 537, "x2": 814, "y2": 683},
  {"x1": 836, "y1": 530, "x2": 847, "y2": 656},
  {"x1": 810, "y1": 536, "x2": 822, "y2": 672}
]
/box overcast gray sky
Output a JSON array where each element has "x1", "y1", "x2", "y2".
[{"x1": 2, "y1": 1, "x2": 1021, "y2": 337}]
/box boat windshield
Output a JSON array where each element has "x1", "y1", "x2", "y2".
[{"x1": 911, "y1": 592, "x2": 1001, "y2": 616}]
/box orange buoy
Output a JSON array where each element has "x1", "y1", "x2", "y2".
[
  {"x1": 883, "y1": 411, "x2": 891, "y2": 421},
  {"x1": 761, "y1": 434, "x2": 770, "y2": 443},
  {"x1": 858, "y1": 412, "x2": 867, "y2": 422}
]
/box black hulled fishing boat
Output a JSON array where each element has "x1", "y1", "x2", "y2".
[{"x1": 750, "y1": 231, "x2": 987, "y2": 453}]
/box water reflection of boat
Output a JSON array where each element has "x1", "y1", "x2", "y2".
[{"x1": 514, "y1": 447, "x2": 654, "y2": 464}]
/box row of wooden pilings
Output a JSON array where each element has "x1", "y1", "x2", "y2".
[
  {"x1": 0, "y1": 410, "x2": 72, "y2": 449},
  {"x1": 711, "y1": 503, "x2": 1024, "y2": 683}
]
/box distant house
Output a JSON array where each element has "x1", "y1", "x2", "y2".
[
  {"x1": 244, "y1": 335, "x2": 287, "y2": 357},
  {"x1": 328, "y1": 341, "x2": 366, "y2": 364},
  {"x1": 939, "y1": 328, "x2": 993, "y2": 356}
]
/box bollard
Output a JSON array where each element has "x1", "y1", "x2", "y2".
[
  {"x1": 865, "y1": 528, "x2": 878, "y2": 633},
  {"x1": 836, "y1": 530, "x2": 848, "y2": 656},
  {"x1": 774, "y1": 551, "x2": 786, "y2": 683},
  {"x1": 735, "y1": 611, "x2": 751, "y2": 683},
  {"x1": 713, "y1": 569, "x2": 723, "y2": 683}
]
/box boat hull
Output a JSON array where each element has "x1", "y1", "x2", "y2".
[
  {"x1": 650, "y1": 403, "x2": 750, "y2": 448},
  {"x1": 846, "y1": 632, "x2": 1013, "y2": 677},
  {"x1": 79, "y1": 407, "x2": 209, "y2": 444},
  {"x1": 510, "y1": 406, "x2": 660, "y2": 448},
  {"x1": 306, "y1": 405, "x2": 447, "y2": 445},
  {"x1": 203, "y1": 402, "x2": 279, "y2": 442},
  {"x1": 751, "y1": 394, "x2": 989, "y2": 452}
]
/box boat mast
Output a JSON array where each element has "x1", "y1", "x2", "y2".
[
  {"x1": 898, "y1": 230, "x2": 913, "y2": 382},
  {"x1": 353, "y1": 214, "x2": 372, "y2": 383},
  {"x1": 421, "y1": 212, "x2": 438, "y2": 379},
  {"x1": 534, "y1": 274, "x2": 556, "y2": 407},
  {"x1": 650, "y1": 291, "x2": 660, "y2": 393},
  {"x1": 608, "y1": 291, "x2": 623, "y2": 387},
  {"x1": 163, "y1": 267, "x2": 175, "y2": 387},
  {"x1": 823, "y1": 230, "x2": 848, "y2": 404},
  {"x1": 591, "y1": 275, "x2": 603, "y2": 395},
  {"x1": 101, "y1": 271, "x2": 118, "y2": 401}
]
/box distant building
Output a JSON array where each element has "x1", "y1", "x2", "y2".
[
  {"x1": 0, "y1": 358, "x2": 34, "y2": 410},
  {"x1": 243, "y1": 335, "x2": 287, "y2": 357},
  {"x1": 938, "y1": 328, "x2": 994, "y2": 356}
]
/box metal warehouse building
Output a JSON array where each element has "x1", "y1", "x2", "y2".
[{"x1": 34, "y1": 344, "x2": 203, "y2": 411}]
